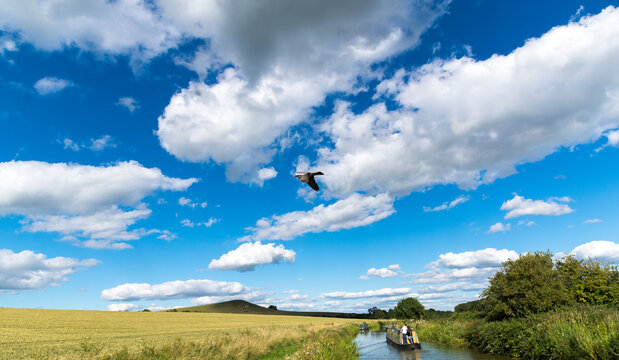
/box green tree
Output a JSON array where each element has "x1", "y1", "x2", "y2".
[
  {"x1": 393, "y1": 297, "x2": 425, "y2": 319},
  {"x1": 268, "y1": 305, "x2": 278, "y2": 310},
  {"x1": 483, "y1": 251, "x2": 569, "y2": 320},
  {"x1": 556, "y1": 256, "x2": 619, "y2": 305}
]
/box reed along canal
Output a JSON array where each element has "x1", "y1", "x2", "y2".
[{"x1": 355, "y1": 331, "x2": 511, "y2": 360}]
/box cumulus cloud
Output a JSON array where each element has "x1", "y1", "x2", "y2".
[
  {"x1": 101, "y1": 279, "x2": 249, "y2": 301},
  {"x1": 156, "y1": 0, "x2": 450, "y2": 180},
  {"x1": 322, "y1": 287, "x2": 411, "y2": 299},
  {"x1": 605, "y1": 129, "x2": 619, "y2": 147},
  {"x1": 365, "y1": 265, "x2": 399, "y2": 278},
  {"x1": 429, "y1": 248, "x2": 518, "y2": 269},
  {"x1": 0, "y1": 161, "x2": 196, "y2": 248},
  {"x1": 423, "y1": 195, "x2": 470, "y2": 212},
  {"x1": 0, "y1": 0, "x2": 181, "y2": 66},
  {"x1": 33, "y1": 77, "x2": 73, "y2": 95},
  {"x1": 407, "y1": 267, "x2": 498, "y2": 284},
  {"x1": 22, "y1": 207, "x2": 153, "y2": 250},
  {"x1": 570, "y1": 240, "x2": 619, "y2": 262},
  {"x1": 117, "y1": 97, "x2": 139, "y2": 112},
  {"x1": 500, "y1": 194, "x2": 573, "y2": 219},
  {"x1": 416, "y1": 282, "x2": 487, "y2": 293},
  {"x1": 208, "y1": 242, "x2": 295, "y2": 272},
  {"x1": 240, "y1": 193, "x2": 394, "y2": 241},
  {"x1": 253, "y1": 167, "x2": 278, "y2": 186},
  {"x1": 0, "y1": 249, "x2": 98, "y2": 290},
  {"x1": 488, "y1": 222, "x2": 511, "y2": 233},
  {"x1": 316, "y1": 7, "x2": 619, "y2": 198}
]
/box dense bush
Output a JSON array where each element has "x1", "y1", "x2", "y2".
[{"x1": 483, "y1": 252, "x2": 569, "y2": 320}]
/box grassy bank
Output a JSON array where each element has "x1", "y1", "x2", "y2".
[
  {"x1": 415, "y1": 306, "x2": 618, "y2": 360},
  {"x1": 0, "y1": 308, "x2": 359, "y2": 359}
]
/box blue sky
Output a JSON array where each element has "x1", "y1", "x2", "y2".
[{"x1": 1, "y1": 0, "x2": 619, "y2": 312}]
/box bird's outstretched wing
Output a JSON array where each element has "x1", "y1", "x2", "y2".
[
  {"x1": 312, "y1": 172, "x2": 324, "y2": 176},
  {"x1": 308, "y1": 177, "x2": 320, "y2": 191}
]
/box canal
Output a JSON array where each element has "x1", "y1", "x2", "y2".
[{"x1": 355, "y1": 331, "x2": 511, "y2": 360}]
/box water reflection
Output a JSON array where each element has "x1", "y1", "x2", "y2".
[{"x1": 356, "y1": 331, "x2": 510, "y2": 360}]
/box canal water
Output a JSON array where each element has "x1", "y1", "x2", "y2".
[{"x1": 355, "y1": 331, "x2": 509, "y2": 360}]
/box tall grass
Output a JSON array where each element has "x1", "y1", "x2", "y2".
[
  {"x1": 415, "y1": 306, "x2": 618, "y2": 360},
  {"x1": 285, "y1": 325, "x2": 360, "y2": 360},
  {"x1": 414, "y1": 319, "x2": 470, "y2": 348}
]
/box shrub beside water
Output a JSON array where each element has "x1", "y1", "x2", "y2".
[{"x1": 417, "y1": 306, "x2": 618, "y2": 360}]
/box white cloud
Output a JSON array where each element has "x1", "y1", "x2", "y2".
[
  {"x1": 60, "y1": 135, "x2": 116, "y2": 152},
  {"x1": 0, "y1": 161, "x2": 196, "y2": 248},
  {"x1": 316, "y1": 7, "x2": 619, "y2": 198},
  {"x1": 107, "y1": 303, "x2": 140, "y2": 311},
  {"x1": 208, "y1": 242, "x2": 295, "y2": 272},
  {"x1": 321, "y1": 287, "x2": 411, "y2": 299},
  {"x1": 23, "y1": 207, "x2": 153, "y2": 250},
  {"x1": 407, "y1": 266, "x2": 498, "y2": 285},
  {"x1": 488, "y1": 222, "x2": 511, "y2": 233},
  {"x1": 570, "y1": 240, "x2": 619, "y2": 262},
  {"x1": 181, "y1": 218, "x2": 218, "y2": 228},
  {"x1": 605, "y1": 129, "x2": 619, "y2": 147},
  {"x1": 388, "y1": 264, "x2": 400, "y2": 270},
  {"x1": 423, "y1": 195, "x2": 470, "y2": 212},
  {"x1": 0, "y1": 0, "x2": 181, "y2": 66},
  {"x1": 584, "y1": 218, "x2": 602, "y2": 224},
  {"x1": 430, "y1": 248, "x2": 518, "y2": 269},
  {"x1": 88, "y1": 135, "x2": 116, "y2": 151},
  {"x1": 416, "y1": 282, "x2": 486, "y2": 293},
  {"x1": 282, "y1": 290, "x2": 298, "y2": 294},
  {"x1": 101, "y1": 279, "x2": 249, "y2": 301},
  {"x1": 366, "y1": 267, "x2": 398, "y2": 278},
  {"x1": 501, "y1": 194, "x2": 573, "y2": 219},
  {"x1": 117, "y1": 97, "x2": 139, "y2": 112},
  {"x1": 253, "y1": 167, "x2": 278, "y2": 186},
  {"x1": 156, "y1": 1, "x2": 450, "y2": 181},
  {"x1": 62, "y1": 138, "x2": 79, "y2": 151},
  {"x1": 178, "y1": 197, "x2": 207, "y2": 209},
  {"x1": 33, "y1": 77, "x2": 73, "y2": 95},
  {"x1": 241, "y1": 193, "x2": 394, "y2": 241},
  {"x1": 0, "y1": 161, "x2": 195, "y2": 215},
  {"x1": 0, "y1": 249, "x2": 98, "y2": 290},
  {"x1": 0, "y1": 35, "x2": 17, "y2": 54}
]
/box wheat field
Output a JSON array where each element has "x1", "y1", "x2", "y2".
[{"x1": 0, "y1": 308, "x2": 359, "y2": 359}]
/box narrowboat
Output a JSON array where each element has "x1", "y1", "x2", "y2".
[
  {"x1": 359, "y1": 323, "x2": 369, "y2": 331},
  {"x1": 386, "y1": 326, "x2": 421, "y2": 350}
]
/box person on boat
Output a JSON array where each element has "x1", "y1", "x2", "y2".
[
  {"x1": 407, "y1": 327, "x2": 413, "y2": 343},
  {"x1": 400, "y1": 324, "x2": 408, "y2": 342}
]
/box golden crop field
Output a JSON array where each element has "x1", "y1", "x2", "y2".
[{"x1": 0, "y1": 308, "x2": 359, "y2": 359}]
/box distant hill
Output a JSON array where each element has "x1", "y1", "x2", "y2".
[{"x1": 166, "y1": 300, "x2": 369, "y2": 319}]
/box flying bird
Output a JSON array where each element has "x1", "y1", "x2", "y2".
[{"x1": 294, "y1": 171, "x2": 324, "y2": 191}]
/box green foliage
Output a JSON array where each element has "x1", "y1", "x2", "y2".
[
  {"x1": 424, "y1": 308, "x2": 454, "y2": 320},
  {"x1": 483, "y1": 251, "x2": 569, "y2": 320},
  {"x1": 454, "y1": 298, "x2": 489, "y2": 314},
  {"x1": 556, "y1": 256, "x2": 619, "y2": 306},
  {"x1": 367, "y1": 307, "x2": 388, "y2": 319},
  {"x1": 393, "y1": 297, "x2": 425, "y2": 319},
  {"x1": 268, "y1": 305, "x2": 278, "y2": 310}
]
